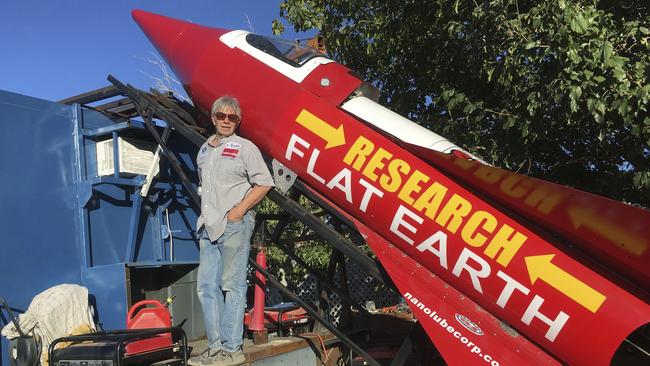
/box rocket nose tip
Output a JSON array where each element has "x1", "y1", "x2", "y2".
[
  {"x1": 130, "y1": 9, "x2": 232, "y2": 96},
  {"x1": 131, "y1": 9, "x2": 148, "y2": 25},
  {"x1": 130, "y1": 9, "x2": 190, "y2": 52},
  {"x1": 131, "y1": 9, "x2": 166, "y2": 31}
]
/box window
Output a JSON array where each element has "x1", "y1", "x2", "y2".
[{"x1": 246, "y1": 34, "x2": 323, "y2": 67}]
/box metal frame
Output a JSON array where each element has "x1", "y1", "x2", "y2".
[
  {"x1": 63, "y1": 80, "x2": 200, "y2": 269},
  {"x1": 254, "y1": 216, "x2": 373, "y2": 321},
  {"x1": 248, "y1": 259, "x2": 381, "y2": 366},
  {"x1": 48, "y1": 327, "x2": 187, "y2": 366}
]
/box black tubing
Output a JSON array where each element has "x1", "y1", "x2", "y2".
[{"x1": 0, "y1": 297, "x2": 25, "y2": 337}]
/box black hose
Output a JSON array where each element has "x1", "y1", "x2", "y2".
[
  {"x1": 0, "y1": 297, "x2": 25, "y2": 337},
  {"x1": 0, "y1": 297, "x2": 41, "y2": 366}
]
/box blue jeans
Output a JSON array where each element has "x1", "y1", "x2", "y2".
[{"x1": 197, "y1": 212, "x2": 253, "y2": 352}]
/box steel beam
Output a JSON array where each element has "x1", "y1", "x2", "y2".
[
  {"x1": 267, "y1": 189, "x2": 385, "y2": 283},
  {"x1": 58, "y1": 85, "x2": 120, "y2": 105}
]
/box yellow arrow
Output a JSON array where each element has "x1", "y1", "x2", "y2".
[
  {"x1": 567, "y1": 206, "x2": 647, "y2": 256},
  {"x1": 295, "y1": 109, "x2": 346, "y2": 149},
  {"x1": 524, "y1": 254, "x2": 606, "y2": 313}
]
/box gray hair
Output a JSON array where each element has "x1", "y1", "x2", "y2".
[{"x1": 211, "y1": 95, "x2": 241, "y2": 118}]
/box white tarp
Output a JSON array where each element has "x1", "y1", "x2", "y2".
[{"x1": 1, "y1": 284, "x2": 96, "y2": 363}]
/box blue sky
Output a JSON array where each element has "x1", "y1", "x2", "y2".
[{"x1": 0, "y1": 0, "x2": 306, "y2": 102}]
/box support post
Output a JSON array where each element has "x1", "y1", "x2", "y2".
[{"x1": 251, "y1": 220, "x2": 269, "y2": 344}]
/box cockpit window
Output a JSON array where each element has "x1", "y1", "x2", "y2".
[{"x1": 246, "y1": 34, "x2": 323, "y2": 67}]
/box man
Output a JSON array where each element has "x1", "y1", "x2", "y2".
[{"x1": 190, "y1": 96, "x2": 274, "y2": 366}]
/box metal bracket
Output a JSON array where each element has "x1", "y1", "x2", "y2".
[{"x1": 272, "y1": 159, "x2": 297, "y2": 194}]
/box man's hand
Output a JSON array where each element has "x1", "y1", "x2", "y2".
[
  {"x1": 227, "y1": 185, "x2": 272, "y2": 222},
  {"x1": 227, "y1": 205, "x2": 245, "y2": 222}
]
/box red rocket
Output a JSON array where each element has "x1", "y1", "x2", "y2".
[{"x1": 132, "y1": 10, "x2": 650, "y2": 365}]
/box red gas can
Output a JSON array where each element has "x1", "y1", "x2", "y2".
[{"x1": 125, "y1": 299, "x2": 173, "y2": 355}]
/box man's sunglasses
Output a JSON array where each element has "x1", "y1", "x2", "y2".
[{"x1": 213, "y1": 112, "x2": 241, "y2": 123}]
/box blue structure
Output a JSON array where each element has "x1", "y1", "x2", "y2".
[{"x1": 0, "y1": 89, "x2": 202, "y2": 364}]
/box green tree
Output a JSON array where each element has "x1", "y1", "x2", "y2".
[{"x1": 273, "y1": 0, "x2": 650, "y2": 206}]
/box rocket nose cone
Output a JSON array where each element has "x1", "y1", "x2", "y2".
[
  {"x1": 131, "y1": 9, "x2": 189, "y2": 56},
  {"x1": 131, "y1": 9, "x2": 150, "y2": 25},
  {"x1": 131, "y1": 10, "x2": 230, "y2": 95}
]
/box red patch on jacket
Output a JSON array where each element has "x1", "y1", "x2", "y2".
[{"x1": 221, "y1": 147, "x2": 240, "y2": 159}]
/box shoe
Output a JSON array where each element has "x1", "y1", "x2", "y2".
[
  {"x1": 216, "y1": 349, "x2": 246, "y2": 365},
  {"x1": 187, "y1": 348, "x2": 226, "y2": 366}
]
